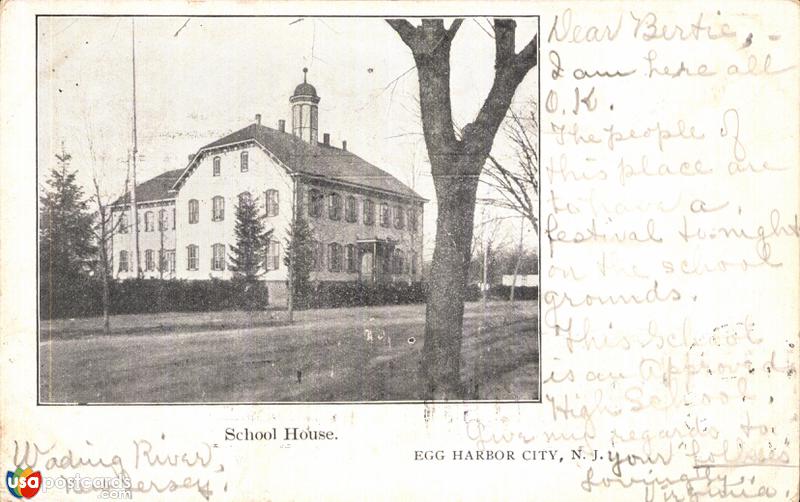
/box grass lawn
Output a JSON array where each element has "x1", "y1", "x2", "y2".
[{"x1": 39, "y1": 300, "x2": 538, "y2": 403}]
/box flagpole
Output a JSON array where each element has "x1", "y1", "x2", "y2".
[{"x1": 130, "y1": 18, "x2": 142, "y2": 278}]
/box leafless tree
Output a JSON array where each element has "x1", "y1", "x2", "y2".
[
  {"x1": 480, "y1": 103, "x2": 539, "y2": 302},
  {"x1": 482, "y1": 104, "x2": 539, "y2": 235},
  {"x1": 472, "y1": 206, "x2": 513, "y2": 308},
  {"x1": 387, "y1": 18, "x2": 538, "y2": 398},
  {"x1": 86, "y1": 140, "x2": 129, "y2": 335}
]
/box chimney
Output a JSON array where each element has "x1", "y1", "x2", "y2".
[
  {"x1": 187, "y1": 154, "x2": 194, "y2": 162},
  {"x1": 278, "y1": 119, "x2": 286, "y2": 133},
  {"x1": 323, "y1": 133, "x2": 330, "y2": 146},
  {"x1": 255, "y1": 113, "x2": 262, "y2": 125},
  {"x1": 342, "y1": 140, "x2": 347, "y2": 151}
]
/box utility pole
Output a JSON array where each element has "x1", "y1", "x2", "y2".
[
  {"x1": 480, "y1": 205, "x2": 489, "y2": 311},
  {"x1": 510, "y1": 216, "x2": 525, "y2": 303},
  {"x1": 287, "y1": 178, "x2": 296, "y2": 323},
  {"x1": 482, "y1": 235, "x2": 490, "y2": 309},
  {"x1": 130, "y1": 18, "x2": 142, "y2": 279}
]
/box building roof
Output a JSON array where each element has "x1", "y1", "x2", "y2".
[
  {"x1": 175, "y1": 123, "x2": 425, "y2": 201},
  {"x1": 293, "y1": 82, "x2": 318, "y2": 98},
  {"x1": 114, "y1": 168, "x2": 183, "y2": 206},
  {"x1": 292, "y1": 68, "x2": 319, "y2": 100}
]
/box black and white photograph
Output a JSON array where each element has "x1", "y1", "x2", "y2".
[
  {"x1": 37, "y1": 16, "x2": 540, "y2": 403},
  {"x1": 4, "y1": 2, "x2": 798, "y2": 500}
]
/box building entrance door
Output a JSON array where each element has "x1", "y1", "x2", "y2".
[{"x1": 360, "y1": 251, "x2": 373, "y2": 283}]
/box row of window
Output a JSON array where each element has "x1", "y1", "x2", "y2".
[
  {"x1": 118, "y1": 249, "x2": 176, "y2": 273},
  {"x1": 118, "y1": 208, "x2": 176, "y2": 234},
  {"x1": 187, "y1": 190, "x2": 279, "y2": 224},
  {"x1": 119, "y1": 190, "x2": 416, "y2": 232},
  {"x1": 212, "y1": 151, "x2": 248, "y2": 177},
  {"x1": 185, "y1": 242, "x2": 281, "y2": 272},
  {"x1": 310, "y1": 242, "x2": 418, "y2": 276},
  {"x1": 119, "y1": 243, "x2": 280, "y2": 273},
  {"x1": 119, "y1": 244, "x2": 418, "y2": 276},
  {"x1": 306, "y1": 189, "x2": 418, "y2": 232}
]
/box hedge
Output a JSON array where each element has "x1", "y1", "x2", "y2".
[
  {"x1": 40, "y1": 278, "x2": 538, "y2": 320},
  {"x1": 299, "y1": 282, "x2": 537, "y2": 308},
  {"x1": 40, "y1": 278, "x2": 269, "y2": 320},
  {"x1": 302, "y1": 281, "x2": 428, "y2": 309},
  {"x1": 489, "y1": 285, "x2": 538, "y2": 301}
]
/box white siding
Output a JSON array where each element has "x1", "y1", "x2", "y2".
[
  {"x1": 111, "y1": 201, "x2": 176, "y2": 280},
  {"x1": 174, "y1": 144, "x2": 294, "y2": 281}
]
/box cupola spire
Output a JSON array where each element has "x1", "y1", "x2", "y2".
[{"x1": 290, "y1": 68, "x2": 320, "y2": 144}]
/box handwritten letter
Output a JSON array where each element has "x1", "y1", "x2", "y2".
[{"x1": 535, "y1": 3, "x2": 799, "y2": 500}]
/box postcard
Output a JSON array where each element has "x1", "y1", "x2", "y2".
[{"x1": 1, "y1": 0, "x2": 798, "y2": 500}]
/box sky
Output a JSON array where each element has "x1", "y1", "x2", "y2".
[{"x1": 37, "y1": 16, "x2": 539, "y2": 258}]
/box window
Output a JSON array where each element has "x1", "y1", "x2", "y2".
[
  {"x1": 238, "y1": 191, "x2": 251, "y2": 207},
  {"x1": 187, "y1": 245, "x2": 199, "y2": 270},
  {"x1": 119, "y1": 213, "x2": 129, "y2": 234},
  {"x1": 240, "y1": 151, "x2": 249, "y2": 172},
  {"x1": 380, "y1": 203, "x2": 391, "y2": 227},
  {"x1": 265, "y1": 189, "x2": 279, "y2": 217},
  {"x1": 308, "y1": 189, "x2": 323, "y2": 218},
  {"x1": 145, "y1": 249, "x2": 155, "y2": 271},
  {"x1": 172, "y1": 208, "x2": 176, "y2": 230},
  {"x1": 392, "y1": 249, "x2": 404, "y2": 275},
  {"x1": 213, "y1": 156, "x2": 221, "y2": 176},
  {"x1": 346, "y1": 244, "x2": 356, "y2": 273},
  {"x1": 188, "y1": 199, "x2": 199, "y2": 224},
  {"x1": 211, "y1": 243, "x2": 225, "y2": 271},
  {"x1": 212, "y1": 196, "x2": 225, "y2": 221},
  {"x1": 394, "y1": 205, "x2": 405, "y2": 229},
  {"x1": 312, "y1": 240, "x2": 324, "y2": 271},
  {"x1": 345, "y1": 196, "x2": 357, "y2": 223},
  {"x1": 407, "y1": 208, "x2": 417, "y2": 232},
  {"x1": 265, "y1": 240, "x2": 280, "y2": 271},
  {"x1": 411, "y1": 251, "x2": 418, "y2": 276},
  {"x1": 159, "y1": 249, "x2": 175, "y2": 273},
  {"x1": 363, "y1": 199, "x2": 375, "y2": 226},
  {"x1": 328, "y1": 193, "x2": 342, "y2": 220},
  {"x1": 328, "y1": 243, "x2": 343, "y2": 272},
  {"x1": 158, "y1": 209, "x2": 167, "y2": 231},
  {"x1": 118, "y1": 250, "x2": 129, "y2": 272},
  {"x1": 144, "y1": 211, "x2": 154, "y2": 232}
]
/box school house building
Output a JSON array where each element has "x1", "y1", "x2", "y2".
[{"x1": 110, "y1": 70, "x2": 425, "y2": 305}]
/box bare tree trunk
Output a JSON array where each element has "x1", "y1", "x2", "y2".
[
  {"x1": 97, "y1": 211, "x2": 111, "y2": 335},
  {"x1": 101, "y1": 258, "x2": 110, "y2": 334},
  {"x1": 91, "y1": 179, "x2": 113, "y2": 336},
  {"x1": 423, "y1": 175, "x2": 479, "y2": 397}
]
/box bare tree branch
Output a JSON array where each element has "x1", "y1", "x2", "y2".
[
  {"x1": 386, "y1": 19, "x2": 419, "y2": 49},
  {"x1": 461, "y1": 20, "x2": 538, "y2": 165},
  {"x1": 445, "y1": 19, "x2": 464, "y2": 40},
  {"x1": 386, "y1": 18, "x2": 464, "y2": 174},
  {"x1": 480, "y1": 102, "x2": 539, "y2": 234}
]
